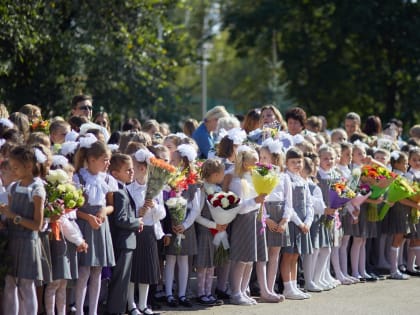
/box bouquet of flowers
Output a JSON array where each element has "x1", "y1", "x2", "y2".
[
  {"x1": 409, "y1": 182, "x2": 420, "y2": 224},
  {"x1": 30, "y1": 119, "x2": 50, "y2": 134},
  {"x1": 207, "y1": 191, "x2": 241, "y2": 265},
  {"x1": 324, "y1": 181, "x2": 356, "y2": 229},
  {"x1": 360, "y1": 164, "x2": 397, "y2": 221},
  {"x1": 146, "y1": 156, "x2": 177, "y2": 200},
  {"x1": 167, "y1": 167, "x2": 199, "y2": 196},
  {"x1": 378, "y1": 176, "x2": 416, "y2": 220},
  {"x1": 165, "y1": 196, "x2": 188, "y2": 253},
  {"x1": 251, "y1": 163, "x2": 279, "y2": 222},
  {"x1": 44, "y1": 169, "x2": 85, "y2": 240}
]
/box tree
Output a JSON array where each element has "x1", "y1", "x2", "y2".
[{"x1": 222, "y1": 0, "x2": 420, "y2": 129}]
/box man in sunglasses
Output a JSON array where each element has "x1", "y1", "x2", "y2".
[
  {"x1": 70, "y1": 94, "x2": 110, "y2": 142},
  {"x1": 71, "y1": 94, "x2": 94, "y2": 120}
]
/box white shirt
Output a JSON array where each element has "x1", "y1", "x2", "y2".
[
  {"x1": 127, "y1": 180, "x2": 166, "y2": 239},
  {"x1": 285, "y1": 171, "x2": 314, "y2": 227},
  {"x1": 265, "y1": 172, "x2": 293, "y2": 220}
]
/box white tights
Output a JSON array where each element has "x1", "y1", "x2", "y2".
[
  {"x1": 165, "y1": 255, "x2": 189, "y2": 297},
  {"x1": 45, "y1": 279, "x2": 67, "y2": 315},
  {"x1": 75, "y1": 266, "x2": 102, "y2": 315},
  {"x1": 3, "y1": 276, "x2": 37, "y2": 315}
]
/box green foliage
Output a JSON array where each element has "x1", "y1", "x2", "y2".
[{"x1": 222, "y1": 0, "x2": 420, "y2": 129}]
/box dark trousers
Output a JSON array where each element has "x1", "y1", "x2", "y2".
[{"x1": 106, "y1": 248, "x2": 134, "y2": 313}]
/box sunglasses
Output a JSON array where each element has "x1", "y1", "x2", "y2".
[{"x1": 78, "y1": 105, "x2": 93, "y2": 111}]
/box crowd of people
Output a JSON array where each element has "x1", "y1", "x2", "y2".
[{"x1": 0, "y1": 95, "x2": 420, "y2": 315}]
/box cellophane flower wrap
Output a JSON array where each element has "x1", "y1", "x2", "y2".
[
  {"x1": 207, "y1": 190, "x2": 241, "y2": 266},
  {"x1": 146, "y1": 157, "x2": 177, "y2": 200},
  {"x1": 251, "y1": 163, "x2": 279, "y2": 221},
  {"x1": 360, "y1": 164, "x2": 397, "y2": 222},
  {"x1": 165, "y1": 196, "x2": 188, "y2": 253},
  {"x1": 324, "y1": 180, "x2": 356, "y2": 229},
  {"x1": 44, "y1": 169, "x2": 85, "y2": 240},
  {"x1": 409, "y1": 182, "x2": 420, "y2": 224},
  {"x1": 378, "y1": 176, "x2": 416, "y2": 220}
]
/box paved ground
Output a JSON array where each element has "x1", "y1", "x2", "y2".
[{"x1": 155, "y1": 277, "x2": 420, "y2": 315}]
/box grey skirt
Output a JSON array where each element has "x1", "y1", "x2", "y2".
[
  {"x1": 265, "y1": 202, "x2": 290, "y2": 248},
  {"x1": 50, "y1": 238, "x2": 78, "y2": 280},
  {"x1": 195, "y1": 223, "x2": 215, "y2": 268},
  {"x1": 256, "y1": 220, "x2": 268, "y2": 262},
  {"x1": 165, "y1": 224, "x2": 197, "y2": 256},
  {"x1": 282, "y1": 221, "x2": 313, "y2": 255},
  {"x1": 387, "y1": 203, "x2": 412, "y2": 235},
  {"x1": 230, "y1": 210, "x2": 257, "y2": 262},
  {"x1": 310, "y1": 215, "x2": 331, "y2": 249},
  {"x1": 350, "y1": 204, "x2": 378, "y2": 238},
  {"x1": 77, "y1": 216, "x2": 115, "y2": 267},
  {"x1": 40, "y1": 230, "x2": 53, "y2": 284},
  {"x1": 131, "y1": 226, "x2": 160, "y2": 284}
]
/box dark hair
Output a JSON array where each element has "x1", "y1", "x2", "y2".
[
  {"x1": 9, "y1": 145, "x2": 42, "y2": 177},
  {"x1": 122, "y1": 118, "x2": 142, "y2": 132},
  {"x1": 68, "y1": 115, "x2": 89, "y2": 132},
  {"x1": 363, "y1": 115, "x2": 382, "y2": 136},
  {"x1": 109, "y1": 153, "x2": 132, "y2": 174},
  {"x1": 74, "y1": 140, "x2": 110, "y2": 172},
  {"x1": 2, "y1": 128, "x2": 24, "y2": 144},
  {"x1": 108, "y1": 131, "x2": 121, "y2": 145},
  {"x1": 217, "y1": 136, "x2": 234, "y2": 159},
  {"x1": 286, "y1": 147, "x2": 303, "y2": 161},
  {"x1": 390, "y1": 151, "x2": 407, "y2": 170},
  {"x1": 71, "y1": 95, "x2": 92, "y2": 109},
  {"x1": 285, "y1": 107, "x2": 307, "y2": 128}
]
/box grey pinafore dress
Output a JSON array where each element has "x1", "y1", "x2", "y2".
[
  {"x1": 7, "y1": 181, "x2": 45, "y2": 280},
  {"x1": 282, "y1": 176, "x2": 312, "y2": 255},
  {"x1": 265, "y1": 201, "x2": 290, "y2": 247},
  {"x1": 76, "y1": 174, "x2": 115, "y2": 267}
]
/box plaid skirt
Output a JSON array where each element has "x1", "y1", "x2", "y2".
[
  {"x1": 265, "y1": 202, "x2": 290, "y2": 248},
  {"x1": 230, "y1": 210, "x2": 258, "y2": 262},
  {"x1": 195, "y1": 223, "x2": 215, "y2": 268},
  {"x1": 165, "y1": 224, "x2": 197, "y2": 256}
]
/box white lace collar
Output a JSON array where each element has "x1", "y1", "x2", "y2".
[{"x1": 79, "y1": 168, "x2": 109, "y2": 206}]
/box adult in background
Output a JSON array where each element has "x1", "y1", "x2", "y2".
[
  {"x1": 192, "y1": 105, "x2": 229, "y2": 159},
  {"x1": 285, "y1": 107, "x2": 307, "y2": 136},
  {"x1": 71, "y1": 95, "x2": 93, "y2": 121}
]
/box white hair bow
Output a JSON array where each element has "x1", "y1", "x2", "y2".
[
  {"x1": 0, "y1": 118, "x2": 14, "y2": 129},
  {"x1": 65, "y1": 130, "x2": 79, "y2": 142},
  {"x1": 60, "y1": 141, "x2": 79, "y2": 156},
  {"x1": 79, "y1": 133, "x2": 97, "y2": 149},
  {"x1": 390, "y1": 151, "x2": 400, "y2": 161},
  {"x1": 108, "y1": 144, "x2": 119, "y2": 152},
  {"x1": 262, "y1": 138, "x2": 283, "y2": 154},
  {"x1": 237, "y1": 145, "x2": 253, "y2": 154},
  {"x1": 134, "y1": 149, "x2": 154, "y2": 163},
  {"x1": 34, "y1": 148, "x2": 47, "y2": 163},
  {"x1": 177, "y1": 144, "x2": 197, "y2": 162},
  {"x1": 52, "y1": 155, "x2": 69, "y2": 168},
  {"x1": 292, "y1": 134, "x2": 305, "y2": 145}
]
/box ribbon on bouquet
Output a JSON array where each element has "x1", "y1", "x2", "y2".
[
  {"x1": 175, "y1": 233, "x2": 185, "y2": 252},
  {"x1": 213, "y1": 231, "x2": 230, "y2": 250},
  {"x1": 259, "y1": 205, "x2": 268, "y2": 235}
]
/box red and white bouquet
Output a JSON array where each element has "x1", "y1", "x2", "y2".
[{"x1": 207, "y1": 191, "x2": 241, "y2": 265}]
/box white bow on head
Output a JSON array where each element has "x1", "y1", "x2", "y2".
[
  {"x1": 52, "y1": 155, "x2": 69, "y2": 168},
  {"x1": 177, "y1": 144, "x2": 197, "y2": 162},
  {"x1": 79, "y1": 133, "x2": 98, "y2": 149},
  {"x1": 134, "y1": 149, "x2": 154, "y2": 163},
  {"x1": 262, "y1": 138, "x2": 283, "y2": 154},
  {"x1": 34, "y1": 148, "x2": 47, "y2": 163}
]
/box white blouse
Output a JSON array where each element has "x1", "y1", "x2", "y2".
[{"x1": 73, "y1": 168, "x2": 117, "y2": 207}]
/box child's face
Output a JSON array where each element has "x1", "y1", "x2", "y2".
[
  {"x1": 88, "y1": 153, "x2": 110, "y2": 174},
  {"x1": 340, "y1": 148, "x2": 352, "y2": 165},
  {"x1": 409, "y1": 153, "x2": 420, "y2": 170},
  {"x1": 170, "y1": 151, "x2": 182, "y2": 167},
  {"x1": 352, "y1": 147, "x2": 366, "y2": 165},
  {"x1": 51, "y1": 126, "x2": 69, "y2": 145},
  {"x1": 207, "y1": 169, "x2": 225, "y2": 185},
  {"x1": 344, "y1": 119, "x2": 358, "y2": 136},
  {"x1": 163, "y1": 139, "x2": 177, "y2": 153},
  {"x1": 331, "y1": 131, "x2": 347, "y2": 143},
  {"x1": 9, "y1": 158, "x2": 32, "y2": 181},
  {"x1": 286, "y1": 157, "x2": 303, "y2": 174},
  {"x1": 374, "y1": 152, "x2": 389, "y2": 166},
  {"x1": 156, "y1": 151, "x2": 170, "y2": 163},
  {"x1": 259, "y1": 148, "x2": 272, "y2": 165},
  {"x1": 319, "y1": 151, "x2": 336, "y2": 171},
  {"x1": 243, "y1": 157, "x2": 258, "y2": 171},
  {"x1": 112, "y1": 160, "x2": 134, "y2": 184},
  {"x1": 394, "y1": 157, "x2": 408, "y2": 173}
]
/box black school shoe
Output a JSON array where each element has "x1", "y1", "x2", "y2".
[
  {"x1": 215, "y1": 288, "x2": 230, "y2": 300},
  {"x1": 406, "y1": 269, "x2": 420, "y2": 277},
  {"x1": 166, "y1": 295, "x2": 178, "y2": 307},
  {"x1": 178, "y1": 296, "x2": 193, "y2": 307}
]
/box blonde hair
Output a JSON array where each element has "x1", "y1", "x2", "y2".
[
  {"x1": 204, "y1": 105, "x2": 229, "y2": 121},
  {"x1": 234, "y1": 148, "x2": 258, "y2": 177},
  {"x1": 201, "y1": 159, "x2": 224, "y2": 180}
]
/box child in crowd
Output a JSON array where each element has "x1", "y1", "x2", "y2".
[
  {"x1": 0, "y1": 146, "x2": 47, "y2": 314},
  {"x1": 73, "y1": 137, "x2": 117, "y2": 315},
  {"x1": 281, "y1": 147, "x2": 313, "y2": 300}
]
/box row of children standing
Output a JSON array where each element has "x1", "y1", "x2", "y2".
[{"x1": 1, "y1": 129, "x2": 420, "y2": 314}]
